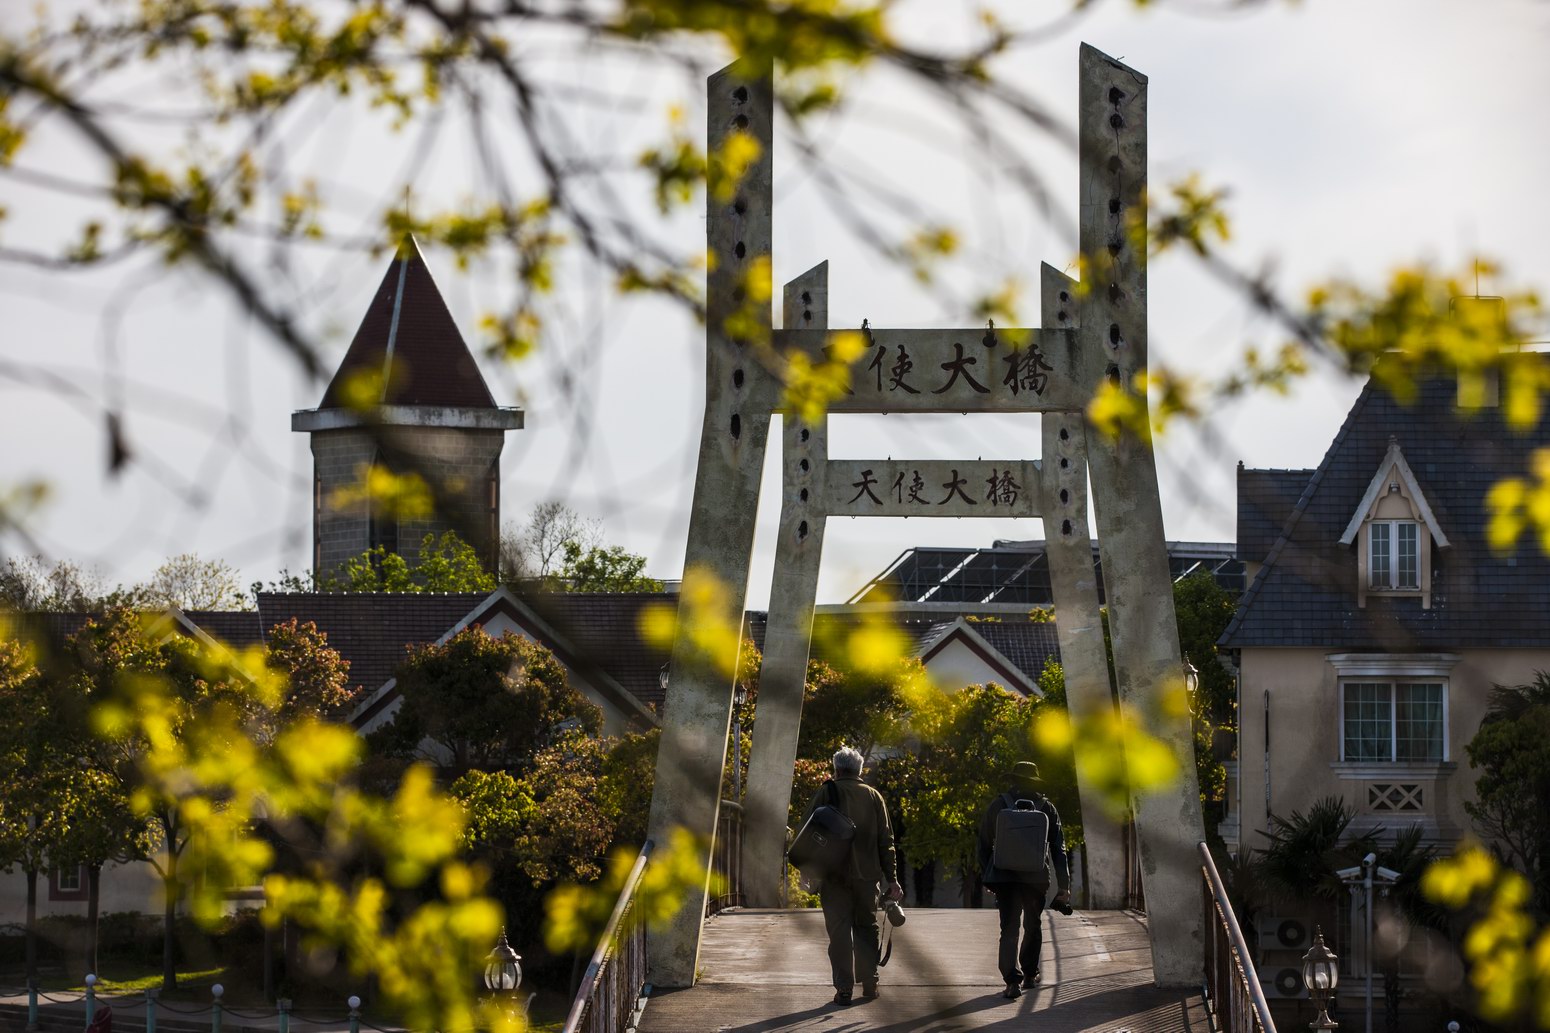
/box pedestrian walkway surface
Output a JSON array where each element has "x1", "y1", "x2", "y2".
[{"x1": 637, "y1": 908, "x2": 1210, "y2": 1032}]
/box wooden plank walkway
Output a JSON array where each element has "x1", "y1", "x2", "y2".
[{"x1": 638, "y1": 908, "x2": 1210, "y2": 1032}]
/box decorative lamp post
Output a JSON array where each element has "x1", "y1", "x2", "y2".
[
  {"x1": 484, "y1": 929, "x2": 522, "y2": 997},
  {"x1": 1182, "y1": 658, "x2": 1200, "y2": 698},
  {"x1": 1302, "y1": 926, "x2": 1339, "y2": 1031},
  {"x1": 658, "y1": 664, "x2": 670, "y2": 695}
]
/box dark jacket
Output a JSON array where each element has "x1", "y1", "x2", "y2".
[
  {"x1": 977, "y1": 789, "x2": 1070, "y2": 890},
  {"x1": 800, "y1": 774, "x2": 897, "y2": 886}
]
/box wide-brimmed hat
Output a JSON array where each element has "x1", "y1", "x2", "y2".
[{"x1": 1006, "y1": 761, "x2": 1043, "y2": 784}]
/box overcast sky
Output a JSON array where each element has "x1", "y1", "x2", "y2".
[{"x1": 2, "y1": 0, "x2": 1548, "y2": 606}]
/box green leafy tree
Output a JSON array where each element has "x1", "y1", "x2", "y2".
[
  {"x1": 327, "y1": 531, "x2": 496, "y2": 593},
  {"x1": 1465, "y1": 671, "x2": 1550, "y2": 912},
  {"x1": 59, "y1": 610, "x2": 255, "y2": 991},
  {"x1": 555, "y1": 540, "x2": 664, "y2": 593},
  {"x1": 48, "y1": 768, "x2": 154, "y2": 975},
  {"x1": 1173, "y1": 571, "x2": 1238, "y2": 724},
  {"x1": 375, "y1": 627, "x2": 601, "y2": 773},
  {"x1": 795, "y1": 657, "x2": 915, "y2": 762},
  {"x1": 598, "y1": 729, "x2": 660, "y2": 847},
  {"x1": 901, "y1": 682, "x2": 1050, "y2": 905},
  {"x1": 0, "y1": 637, "x2": 76, "y2": 989}
]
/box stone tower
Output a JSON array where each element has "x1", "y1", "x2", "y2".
[{"x1": 292, "y1": 240, "x2": 523, "y2": 577}]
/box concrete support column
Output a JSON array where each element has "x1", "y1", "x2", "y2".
[
  {"x1": 644, "y1": 62, "x2": 776, "y2": 988},
  {"x1": 1039, "y1": 262, "x2": 1128, "y2": 911},
  {"x1": 743, "y1": 263, "x2": 831, "y2": 908},
  {"x1": 1077, "y1": 43, "x2": 1206, "y2": 986}
]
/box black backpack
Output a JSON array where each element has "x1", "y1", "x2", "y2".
[{"x1": 789, "y1": 780, "x2": 857, "y2": 875}]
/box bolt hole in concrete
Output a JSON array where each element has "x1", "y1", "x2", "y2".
[
  {"x1": 801, "y1": 290, "x2": 811, "y2": 305},
  {"x1": 1109, "y1": 323, "x2": 1122, "y2": 345},
  {"x1": 1060, "y1": 488, "x2": 1070, "y2": 504},
  {"x1": 734, "y1": 241, "x2": 745, "y2": 259},
  {"x1": 798, "y1": 520, "x2": 808, "y2": 540},
  {"x1": 799, "y1": 489, "x2": 808, "y2": 502},
  {"x1": 1107, "y1": 154, "x2": 1122, "y2": 173},
  {"x1": 1109, "y1": 197, "x2": 1122, "y2": 214},
  {"x1": 1108, "y1": 284, "x2": 1124, "y2": 303},
  {"x1": 1062, "y1": 519, "x2": 1073, "y2": 536},
  {"x1": 1106, "y1": 363, "x2": 1121, "y2": 384},
  {"x1": 1060, "y1": 458, "x2": 1070, "y2": 469},
  {"x1": 803, "y1": 309, "x2": 812, "y2": 322},
  {"x1": 1057, "y1": 309, "x2": 1068, "y2": 322},
  {"x1": 733, "y1": 369, "x2": 744, "y2": 388},
  {"x1": 733, "y1": 85, "x2": 748, "y2": 104},
  {"x1": 733, "y1": 113, "x2": 749, "y2": 130},
  {"x1": 1059, "y1": 427, "x2": 1070, "y2": 441},
  {"x1": 734, "y1": 196, "x2": 747, "y2": 215},
  {"x1": 1109, "y1": 113, "x2": 1125, "y2": 129},
  {"x1": 1109, "y1": 86, "x2": 1125, "y2": 105},
  {"x1": 1059, "y1": 290, "x2": 1069, "y2": 303},
  {"x1": 800, "y1": 459, "x2": 810, "y2": 473},
  {"x1": 799, "y1": 428, "x2": 810, "y2": 442},
  {"x1": 730, "y1": 413, "x2": 741, "y2": 439}
]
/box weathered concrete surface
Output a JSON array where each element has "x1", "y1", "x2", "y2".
[
  {"x1": 1039, "y1": 263, "x2": 1128, "y2": 912},
  {"x1": 638, "y1": 908, "x2": 1209, "y2": 1031},
  {"x1": 1077, "y1": 44, "x2": 1207, "y2": 985},
  {"x1": 743, "y1": 264, "x2": 830, "y2": 908},
  {"x1": 644, "y1": 62, "x2": 778, "y2": 987}
]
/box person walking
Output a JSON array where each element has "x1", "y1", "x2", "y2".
[
  {"x1": 978, "y1": 760, "x2": 1071, "y2": 999},
  {"x1": 797, "y1": 746, "x2": 904, "y2": 1006}
]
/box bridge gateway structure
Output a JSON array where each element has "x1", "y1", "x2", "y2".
[{"x1": 643, "y1": 43, "x2": 1207, "y2": 989}]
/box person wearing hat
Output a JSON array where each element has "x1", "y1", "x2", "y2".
[{"x1": 977, "y1": 760, "x2": 1071, "y2": 999}]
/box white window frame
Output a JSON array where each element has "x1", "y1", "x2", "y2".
[
  {"x1": 1328, "y1": 654, "x2": 1458, "y2": 767},
  {"x1": 1367, "y1": 519, "x2": 1420, "y2": 591},
  {"x1": 1339, "y1": 680, "x2": 1448, "y2": 763},
  {"x1": 55, "y1": 866, "x2": 83, "y2": 892}
]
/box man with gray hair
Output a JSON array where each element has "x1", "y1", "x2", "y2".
[{"x1": 798, "y1": 746, "x2": 903, "y2": 1006}]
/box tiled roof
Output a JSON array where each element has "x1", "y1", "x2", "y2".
[
  {"x1": 184, "y1": 610, "x2": 264, "y2": 647},
  {"x1": 967, "y1": 620, "x2": 1063, "y2": 683},
  {"x1": 1236, "y1": 466, "x2": 1313, "y2": 565},
  {"x1": 522, "y1": 591, "x2": 675, "y2": 709},
  {"x1": 255, "y1": 592, "x2": 489, "y2": 692},
  {"x1": 1222, "y1": 370, "x2": 1550, "y2": 649},
  {"x1": 318, "y1": 242, "x2": 499, "y2": 410}
]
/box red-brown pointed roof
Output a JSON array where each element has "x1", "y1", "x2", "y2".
[{"x1": 319, "y1": 241, "x2": 498, "y2": 409}]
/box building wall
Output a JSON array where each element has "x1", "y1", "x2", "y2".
[
  {"x1": 1230, "y1": 646, "x2": 1550, "y2": 855},
  {"x1": 0, "y1": 860, "x2": 165, "y2": 925},
  {"x1": 311, "y1": 425, "x2": 504, "y2": 577},
  {"x1": 921, "y1": 638, "x2": 1035, "y2": 697}
]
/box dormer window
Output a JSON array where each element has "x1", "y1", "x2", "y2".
[
  {"x1": 1368, "y1": 520, "x2": 1419, "y2": 591},
  {"x1": 1339, "y1": 439, "x2": 1449, "y2": 608}
]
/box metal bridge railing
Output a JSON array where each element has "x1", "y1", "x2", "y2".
[
  {"x1": 707, "y1": 800, "x2": 745, "y2": 916},
  {"x1": 1199, "y1": 841, "x2": 1276, "y2": 1033},
  {"x1": 561, "y1": 840, "x2": 653, "y2": 1033}
]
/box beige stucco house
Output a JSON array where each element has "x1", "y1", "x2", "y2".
[{"x1": 1219, "y1": 369, "x2": 1550, "y2": 1003}]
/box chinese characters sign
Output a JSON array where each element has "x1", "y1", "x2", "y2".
[
  {"x1": 773, "y1": 326, "x2": 1090, "y2": 414},
  {"x1": 825, "y1": 459, "x2": 1043, "y2": 518}
]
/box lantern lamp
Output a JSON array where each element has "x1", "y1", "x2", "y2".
[
  {"x1": 484, "y1": 929, "x2": 522, "y2": 994},
  {"x1": 1301, "y1": 926, "x2": 1339, "y2": 1030}
]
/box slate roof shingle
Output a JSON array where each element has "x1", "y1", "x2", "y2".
[
  {"x1": 1237, "y1": 466, "x2": 1313, "y2": 565},
  {"x1": 1223, "y1": 371, "x2": 1550, "y2": 649},
  {"x1": 318, "y1": 242, "x2": 499, "y2": 410}
]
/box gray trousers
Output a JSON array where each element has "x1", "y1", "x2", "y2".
[{"x1": 819, "y1": 877, "x2": 880, "y2": 993}]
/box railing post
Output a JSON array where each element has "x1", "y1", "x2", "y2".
[
  {"x1": 348, "y1": 994, "x2": 361, "y2": 1033},
  {"x1": 84, "y1": 974, "x2": 96, "y2": 1028},
  {"x1": 145, "y1": 989, "x2": 158, "y2": 1033},
  {"x1": 25, "y1": 977, "x2": 37, "y2": 1033},
  {"x1": 276, "y1": 998, "x2": 290, "y2": 1033},
  {"x1": 210, "y1": 983, "x2": 223, "y2": 1033}
]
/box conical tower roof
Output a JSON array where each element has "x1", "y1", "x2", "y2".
[{"x1": 319, "y1": 240, "x2": 497, "y2": 409}]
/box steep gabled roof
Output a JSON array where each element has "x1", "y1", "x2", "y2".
[
  {"x1": 914, "y1": 617, "x2": 1059, "y2": 696},
  {"x1": 1222, "y1": 370, "x2": 1550, "y2": 650},
  {"x1": 318, "y1": 241, "x2": 498, "y2": 410},
  {"x1": 1337, "y1": 438, "x2": 1450, "y2": 548}
]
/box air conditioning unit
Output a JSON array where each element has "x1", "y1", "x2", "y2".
[
  {"x1": 1258, "y1": 915, "x2": 1313, "y2": 953},
  {"x1": 1261, "y1": 966, "x2": 1306, "y2": 1000}
]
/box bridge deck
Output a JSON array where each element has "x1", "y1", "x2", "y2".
[{"x1": 638, "y1": 908, "x2": 1210, "y2": 1032}]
